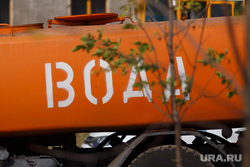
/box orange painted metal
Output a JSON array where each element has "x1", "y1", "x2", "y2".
[
  {"x1": 0, "y1": 23, "x2": 43, "y2": 36},
  {"x1": 87, "y1": 16, "x2": 135, "y2": 25},
  {"x1": 0, "y1": 16, "x2": 245, "y2": 137},
  {"x1": 47, "y1": 13, "x2": 130, "y2": 28},
  {"x1": 0, "y1": 24, "x2": 13, "y2": 36},
  {"x1": 47, "y1": 19, "x2": 87, "y2": 28},
  {"x1": 55, "y1": 13, "x2": 118, "y2": 22}
]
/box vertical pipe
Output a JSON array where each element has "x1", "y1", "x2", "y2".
[
  {"x1": 87, "y1": 0, "x2": 91, "y2": 14},
  {"x1": 9, "y1": 0, "x2": 11, "y2": 24},
  {"x1": 138, "y1": 0, "x2": 145, "y2": 22}
]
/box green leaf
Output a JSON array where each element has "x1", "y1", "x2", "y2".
[
  {"x1": 98, "y1": 27, "x2": 103, "y2": 40},
  {"x1": 119, "y1": 5, "x2": 126, "y2": 10},
  {"x1": 72, "y1": 45, "x2": 85, "y2": 52},
  {"x1": 134, "y1": 41, "x2": 141, "y2": 45},
  {"x1": 197, "y1": 60, "x2": 203, "y2": 63},
  {"x1": 227, "y1": 79, "x2": 232, "y2": 88},
  {"x1": 225, "y1": 49, "x2": 228, "y2": 54},
  {"x1": 80, "y1": 35, "x2": 88, "y2": 41},
  {"x1": 174, "y1": 5, "x2": 183, "y2": 11},
  {"x1": 227, "y1": 91, "x2": 235, "y2": 98},
  {"x1": 133, "y1": 81, "x2": 148, "y2": 90},
  {"x1": 221, "y1": 78, "x2": 227, "y2": 84},
  {"x1": 219, "y1": 53, "x2": 225, "y2": 60},
  {"x1": 175, "y1": 98, "x2": 182, "y2": 104},
  {"x1": 215, "y1": 71, "x2": 224, "y2": 78},
  {"x1": 175, "y1": 45, "x2": 179, "y2": 50},
  {"x1": 138, "y1": 43, "x2": 150, "y2": 54},
  {"x1": 202, "y1": 59, "x2": 208, "y2": 66},
  {"x1": 151, "y1": 81, "x2": 155, "y2": 87},
  {"x1": 122, "y1": 24, "x2": 138, "y2": 31},
  {"x1": 123, "y1": 7, "x2": 129, "y2": 13},
  {"x1": 122, "y1": 69, "x2": 128, "y2": 75}
]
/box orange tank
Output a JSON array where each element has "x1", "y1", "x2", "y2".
[{"x1": 0, "y1": 16, "x2": 245, "y2": 137}]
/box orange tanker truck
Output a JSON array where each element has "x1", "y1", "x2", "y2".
[{"x1": 0, "y1": 12, "x2": 245, "y2": 167}]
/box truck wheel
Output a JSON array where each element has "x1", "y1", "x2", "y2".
[{"x1": 128, "y1": 145, "x2": 214, "y2": 167}]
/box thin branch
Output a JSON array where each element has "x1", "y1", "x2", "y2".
[
  {"x1": 139, "y1": 24, "x2": 159, "y2": 66},
  {"x1": 225, "y1": 16, "x2": 247, "y2": 83},
  {"x1": 137, "y1": 74, "x2": 172, "y2": 117},
  {"x1": 203, "y1": 67, "x2": 240, "y2": 98},
  {"x1": 180, "y1": 73, "x2": 215, "y2": 120},
  {"x1": 173, "y1": 25, "x2": 190, "y2": 56},
  {"x1": 203, "y1": 87, "x2": 227, "y2": 98},
  {"x1": 152, "y1": 98, "x2": 172, "y2": 118},
  {"x1": 167, "y1": 0, "x2": 177, "y2": 115},
  {"x1": 167, "y1": 0, "x2": 183, "y2": 166},
  {"x1": 176, "y1": 34, "x2": 196, "y2": 69},
  {"x1": 173, "y1": 1, "x2": 213, "y2": 36},
  {"x1": 174, "y1": 25, "x2": 195, "y2": 68},
  {"x1": 138, "y1": 22, "x2": 171, "y2": 114},
  {"x1": 146, "y1": 0, "x2": 170, "y2": 20},
  {"x1": 178, "y1": 18, "x2": 207, "y2": 114},
  {"x1": 145, "y1": 5, "x2": 167, "y2": 35}
]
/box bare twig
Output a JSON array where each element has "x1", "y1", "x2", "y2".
[
  {"x1": 203, "y1": 67, "x2": 240, "y2": 98},
  {"x1": 174, "y1": 25, "x2": 195, "y2": 68},
  {"x1": 180, "y1": 73, "x2": 215, "y2": 120},
  {"x1": 145, "y1": 5, "x2": 168, "y2": 35},
  {"x1": 225, "y1": 16, "x2": 246, "y2": 83},
  {"x1": 173, "y1": 0, "x2": 213, "y2": 36},
  {"x1": 138, "y1": 22, "x2": 171, "y2": 114},
  {"x1": 178, "y1": 18, "x2": 207, "y2": 114}
]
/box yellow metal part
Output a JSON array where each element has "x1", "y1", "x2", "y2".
[
  {"x1": 207, "y1": 1, "x2": 235, "y2": 18},
  {"x1": 138, "y1": 0, "x2": 146, "y2": 22},
  {"x1": 176, "y1": 0, "x2": 209, "y2": 20},
  {"x1": 87, "y1": 0, "x2": 91, "y2": 14},
  {"x1": 142, "y1": 0, "x2": 243, "y2": 21}
]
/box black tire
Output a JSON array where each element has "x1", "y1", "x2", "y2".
[{"x1": 128, "y1": 145, "x2": 214, "y2": 167}]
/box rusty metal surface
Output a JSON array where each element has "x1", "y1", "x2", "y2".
[{"x1": 0, "y1": 23, "x2": 43, "y2": 36}]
